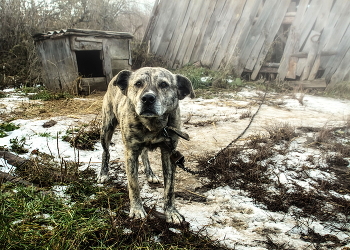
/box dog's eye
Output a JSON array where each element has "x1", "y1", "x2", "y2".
[
  {"x1": 159, "y1": 81, "x2": 168, "y2": 88},
  {"x1": 135, "y1": 82, "x2": 143, "y2": 88}
]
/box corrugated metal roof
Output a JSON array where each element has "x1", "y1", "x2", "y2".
[{"x1": 33, "y1": 28, "x2": 133, "y2": 41}]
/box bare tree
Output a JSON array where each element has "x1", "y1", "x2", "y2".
[{"x1": 0, "y1": 0, "x2": 154, "y2": 88}]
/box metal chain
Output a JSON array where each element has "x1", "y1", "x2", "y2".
[{"x1": 177, "y1": 86, "x2": 268, "y2": 175}]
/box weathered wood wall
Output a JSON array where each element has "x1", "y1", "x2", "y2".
[
  {"x1": 36, "y1": 37, "x2": 78, "y2": 93},
  {"x1": 34, "y1": 29, "x2": 133, "y2": 94},
  {"x1": 144, "y1": 0, "x2": 350, "y2": 84}
]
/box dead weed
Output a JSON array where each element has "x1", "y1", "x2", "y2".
[
  {"x1": 14, "y1": 151, "x2": 93, "y2": 187},
  {"x1": 195, "y1": 122, "x2": 350, "y2": 248},
  {"x1": 62, "y1": 117, "x2": 101, "y2": 150},
  {"x1": 0, "y1": 92, "x2": 103, "y2": 122},
  {"x1": 264, "y1": 122, "x2": 297, "y2": 142}
]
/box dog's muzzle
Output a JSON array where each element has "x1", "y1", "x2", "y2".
[{"x1": 139, "y1": 93, "x2": 159, "y2": 117}]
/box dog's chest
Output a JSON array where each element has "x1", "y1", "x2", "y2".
[{"x1": 120, "y1": 112, "x2": 171, "y2": 148}]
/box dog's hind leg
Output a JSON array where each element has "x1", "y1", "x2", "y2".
[
  {"x1": 141, "y1": 148, "x2": 160, "y2": 184},
  {"x1": 98, "y1": 113, "x2": 117, "y2": 183}
]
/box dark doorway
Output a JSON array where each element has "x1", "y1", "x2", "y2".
[{"x1": 75, "y1": 50, "x2": 104, "y2": 77}]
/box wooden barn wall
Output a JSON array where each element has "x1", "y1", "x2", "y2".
[
  {"x1": 144, "y1": 0, "x2": 350, "y2": 84},
  {"x1": 36, "y1": 37, "x2": 79, "y2": 92}
]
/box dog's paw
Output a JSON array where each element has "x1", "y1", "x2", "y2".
[
  {"x1": 165, "y1": 209, "x2": 185, "y2": 224},
  {"x1": 97, "y1": 173, "x2": 109, "y2": 183},
  {"x1": 129, "y1": 206, "x2": 147, "y2": 220},
  {"x1": 147, "y1": 174, "x2": 160, "y2": 184}
]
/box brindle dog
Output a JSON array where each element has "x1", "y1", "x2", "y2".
[{"x1": 98, "y1": 67, "x2": 195, "y2": 224}]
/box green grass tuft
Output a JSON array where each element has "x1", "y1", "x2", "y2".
[
  {"x1": 174, "y1": 64, "x2": 242, "y2": 90},
  {"x1": 0, "y1": 178, "x2": 224, "y2": 250},
  {"x1": 28, "y1": 89, "x2": 74, "y2": 101},
  {"x1": 9, "y1": 136, "x2": 28, "y2": 154},
  {"x1": 0, "y1": 122, "x2": 20, "y2": 138}
]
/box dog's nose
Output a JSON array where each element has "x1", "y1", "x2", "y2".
[{"x1": 141, "y1": 93, "x2": 156, "y2": 104}]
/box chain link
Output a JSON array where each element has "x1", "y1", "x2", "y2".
[{"x1": 177, "y1": 86, "x2": 268, "y2": 175}]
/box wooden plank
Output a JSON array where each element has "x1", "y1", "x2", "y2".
[
  {"x1": 224, "y1": 0, "x2": 262, "y2": 73},
  {"x1": 244, "y1": 67, "x2": 278, "y2": 73},
  {"x1": 288, "y1": 79, "x2": 327, "y2": 89},
  {"x1": 287, "y1": 1, "x2": 296, "y2": 12},
  {"x1": 74, "y1": 37, "x2": 104, "y2": 43},
  {"x1": 200, "y1": 0, "x2": 242, "y2": 68},
  {"x1": 171, "y1": 0, "x2": 201, "y2": 67},
  {"x1": 110, "y1": 59, "x2": 130, "y2": 76},
  {"x1": 313, "y1": 0, "x2": 334, "y2": 32},
  {"x1": 297, "y1": 3, "x2": 322, "y2": 51},
  {"x1": 300, "y1": 30, "x2": 320, "y2": 80},
  {"x1": 318, "y1": 0, "x2": 347, "y2": 51},
  {"x1": 142, "y1": 0, "x2": 162, "y2": 43},
  {"x1": 323, "y1": 15, "x2": 350, "y2": 82},
  {"x1": 164, "y1": 0, "x2": 191, "y2": 63},
  {"x1": 166, "y1": 0, "x2": 193, "y2": 67},
  {"x1": 102, "y1": 39, "x2": 112, "y2": 82},
  {"x1": 155, "y1": 0, "x2": 184, "y2": 57},
  {"x1": 143, "y1": 0, "x2": 166, "y2": 49},
  {"x1": 177, "y1": 1, "x2": 206, "y2": 66},
  {"x1": 330, "y1": 46, "x2": 350, "y2": 84},
  {"x1": 149, "y1": 0, "x2": 177, "y2": 55},
  {"x1": 250, "y1": 0, "x2": 291, "y2": 80},
  {"x1": 103, "y1": 39, "x2": 132, "y2": 83},
  {"x1": 107, "y1": 39, "x2": 130, "y2": 59},
  {"x1": 211, "y1": 0, "x2": 247, "y2": 70},
  {"x1": 344, "y1": 68, "x2": 350, "y2": 82},
  {"x1": 188, "y1": 1, "x2": 217, "y2": 63},
  {"x1": 289, "y1": 1, "x2": 321, "y2": 79},
  {"x1": 80, "y1": 77, "x2": 107, "y2": 94},
  {"x1": 38, "y1": 38, "x2": 79, "y2": 92},
  {"x1": 194, "y1": 0, "x2": 227, "y2": 67},
  {"x1": 296, "y1": 29, "x2": 321, "y2": 77},
  {"x1": 283, "y1": 16, "x2": 294, "y2": 25},
  {"x1": 234, "y1": 0, "x2": 280, "y2": 76},
  {"x1": 220, "y1": 0, "x2": 260, "y2": 71},
  {"x1": 306, "y1": 0, "x2": 333, "y2": 80},
  {"x1": 318, "y1": 0, "x2": 350, "y2": 69},
  {"x1": 0, "y1": 170, "x2": 33, "y2": 186},
  {"x1": 277, "y1": 0, "x2": 310, "y2": 80}
]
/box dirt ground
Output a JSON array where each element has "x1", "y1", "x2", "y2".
[
  {"x1": 137, "y1": 89, "x2": 350, "y2": 193},
  {"x1": 2, "y1": 87, "x2": 350, "y2": 249}
]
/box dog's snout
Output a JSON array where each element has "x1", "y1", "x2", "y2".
[{"x1": 141, "y1": 93, "x2": 156, "y2": 104}]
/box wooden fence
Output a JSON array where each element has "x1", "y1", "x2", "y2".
[{"x1": 143, "y1": 0, "x2": 350, "y2": 84}]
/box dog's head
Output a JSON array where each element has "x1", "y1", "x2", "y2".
[{"x1": 113, "y1": 67, "x2": 195, "y2": 117}]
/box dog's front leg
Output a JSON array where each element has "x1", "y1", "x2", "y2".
[
  {"x1": 161, "y1": 148, "x2": 185, "y2": 224},
  {"x1": 125, "y1": 149, "x2": 147, "y2": 219},
  {"x1": 141, "y1": 148, "x2": 160, "y2": 184}
]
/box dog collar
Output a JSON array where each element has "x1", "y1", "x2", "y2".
[{"x1": 162, "y1": 126, "x2": 190, "y2": 141}]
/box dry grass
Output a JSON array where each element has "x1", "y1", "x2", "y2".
[
  {"x1": 325, "y1": 81, "x2": 350, "y2": 100},
  {"x1": 239, "y1": 109, "x2": 252, "y2": 119},
  {"x1": 292, "y1": 85, "x2": 307, "y2": 105},
  {"x1": 195, "y1": 122, "x2": 350, "y2": 249},
  {"x1": 62, "y1": 117, "x2": 101, "y2": 150},
  {"x1": 0, "y1": 92, "x2": 104, "y2": 122},
  {"x1": 264, "y1": 122, "x2": 297, "y2": 142},
  {"x1": 14, "y1": 151, "x2": 88, "y2": 186}
]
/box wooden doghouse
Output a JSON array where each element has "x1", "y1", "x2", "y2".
[{"x1": 33, "y1": 29, "x2": 133, "y2": 94}]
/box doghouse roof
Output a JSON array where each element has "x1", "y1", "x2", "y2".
[{"x1": 33, "y1": 28, "x2": 133, "y2": 41}]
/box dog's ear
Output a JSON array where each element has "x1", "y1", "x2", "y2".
[
  {"x1": 113, "y1": 70, "x2": 132, "y2": 94},
  {"x1": 176, "y1": 74, "x2": 195, "y2": 100}
]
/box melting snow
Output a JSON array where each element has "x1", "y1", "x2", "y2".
[{"x1": 0, "y1": 88, "x2": 350, "y2": 249}]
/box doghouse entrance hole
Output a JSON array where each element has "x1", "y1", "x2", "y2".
[{"x1": 75, "y1": 50, "x2": 104, "y2": 77}]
